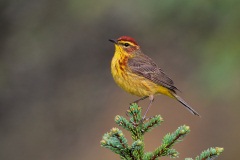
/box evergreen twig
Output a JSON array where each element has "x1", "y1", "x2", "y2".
[{"x1": 101, "y1": 103, "x2": 224, "y2": 159}]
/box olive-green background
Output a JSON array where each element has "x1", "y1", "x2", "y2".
[{"x1": 1, "y1": 1, "x2": 239, "y2": 159}]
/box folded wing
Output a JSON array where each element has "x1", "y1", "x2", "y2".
[{"x1": 127, "y1": 53, "x2": 178, "y2": 92}]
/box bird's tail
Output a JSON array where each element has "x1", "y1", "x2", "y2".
[{"x1": 172, "y1": 93, "x2": 200, "y2": 116}]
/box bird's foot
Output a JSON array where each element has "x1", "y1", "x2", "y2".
[{"x1": 141, "y1": 115, "x2": 154, "y2": 123}]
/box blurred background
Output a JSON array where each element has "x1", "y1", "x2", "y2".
[{"x1": 0, "y1": 0, "x2": 239, "y2": 159}]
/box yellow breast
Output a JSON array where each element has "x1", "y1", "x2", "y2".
[{"x1": 111, "y1": 53, "x2": 161, "y2": 97}]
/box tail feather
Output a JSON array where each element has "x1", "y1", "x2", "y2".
[{"x1": 172, "y1": 93, "x2": 200, "y2": 116}]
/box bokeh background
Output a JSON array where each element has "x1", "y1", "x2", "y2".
[{"x1": 1, "y1": 0, "x2": 239, "y2": 159}]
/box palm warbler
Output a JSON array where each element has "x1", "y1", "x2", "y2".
[{"x1": 109, "y1": 36, "x2": 200, "y2": 118}]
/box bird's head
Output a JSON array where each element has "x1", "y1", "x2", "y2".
[{"x1": 109, "y1": 36, "x2": 140, "y2": 55}]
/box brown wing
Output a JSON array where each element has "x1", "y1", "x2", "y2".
[{"x1": 127, "y1": 53, "x2": 178, "y2": 92}]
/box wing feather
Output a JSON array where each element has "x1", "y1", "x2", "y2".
[{"x1": 127, "y1": 54, "x2": 178, "y2": 92}]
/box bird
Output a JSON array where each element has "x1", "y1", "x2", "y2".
[{"x1": 109, "y1": 36, "x2": 200, "y2": 118}]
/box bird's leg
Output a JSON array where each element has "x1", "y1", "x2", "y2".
[
  {"x1": 132, "y1": 96, "x2": 148, "y2": 104},
  {"x1": 127, "y1": 97, "x2": 147, "y2": 118},
  {"x1": 142, "y1": 95, "x2": 154, "y2": 120}
]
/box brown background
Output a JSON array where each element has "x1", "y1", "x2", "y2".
[{"x1": 1, "y1": 1, "x2": 239, "y2": 159}]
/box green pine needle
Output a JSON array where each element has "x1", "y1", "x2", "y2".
[
  {"x1": 127, "y1": 103, "x2": 143, "y2": 124},
  {"x1": 100, "y1": 103, "x2": 224, "y2": 160},
  {"x1": 150, "y1": 125, "x2": 189, "y2": 159},
  {"x1": 101, "y1": 127, "x2": 130, "y2": 158},
  {"x1": 115, "y1": 115, "x2": 134, "y2": 132},
  {"x1": 142, "y1": 115, "x2": 163, "y2": 133},
  {"x1": 195, "y1": 147, "x2": 224, "y2": 160}
]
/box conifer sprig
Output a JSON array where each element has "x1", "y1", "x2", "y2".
[{"x1": 101, "y1": 103, "x2": 223, "y2": 160}]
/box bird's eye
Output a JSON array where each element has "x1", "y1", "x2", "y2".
[{"x1": 124, "y1": 43, "x2": 130, "y2": 47}]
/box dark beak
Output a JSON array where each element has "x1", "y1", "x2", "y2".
[{"x1": 109, "y1": 39, "x2": 117, "y2": 44}]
